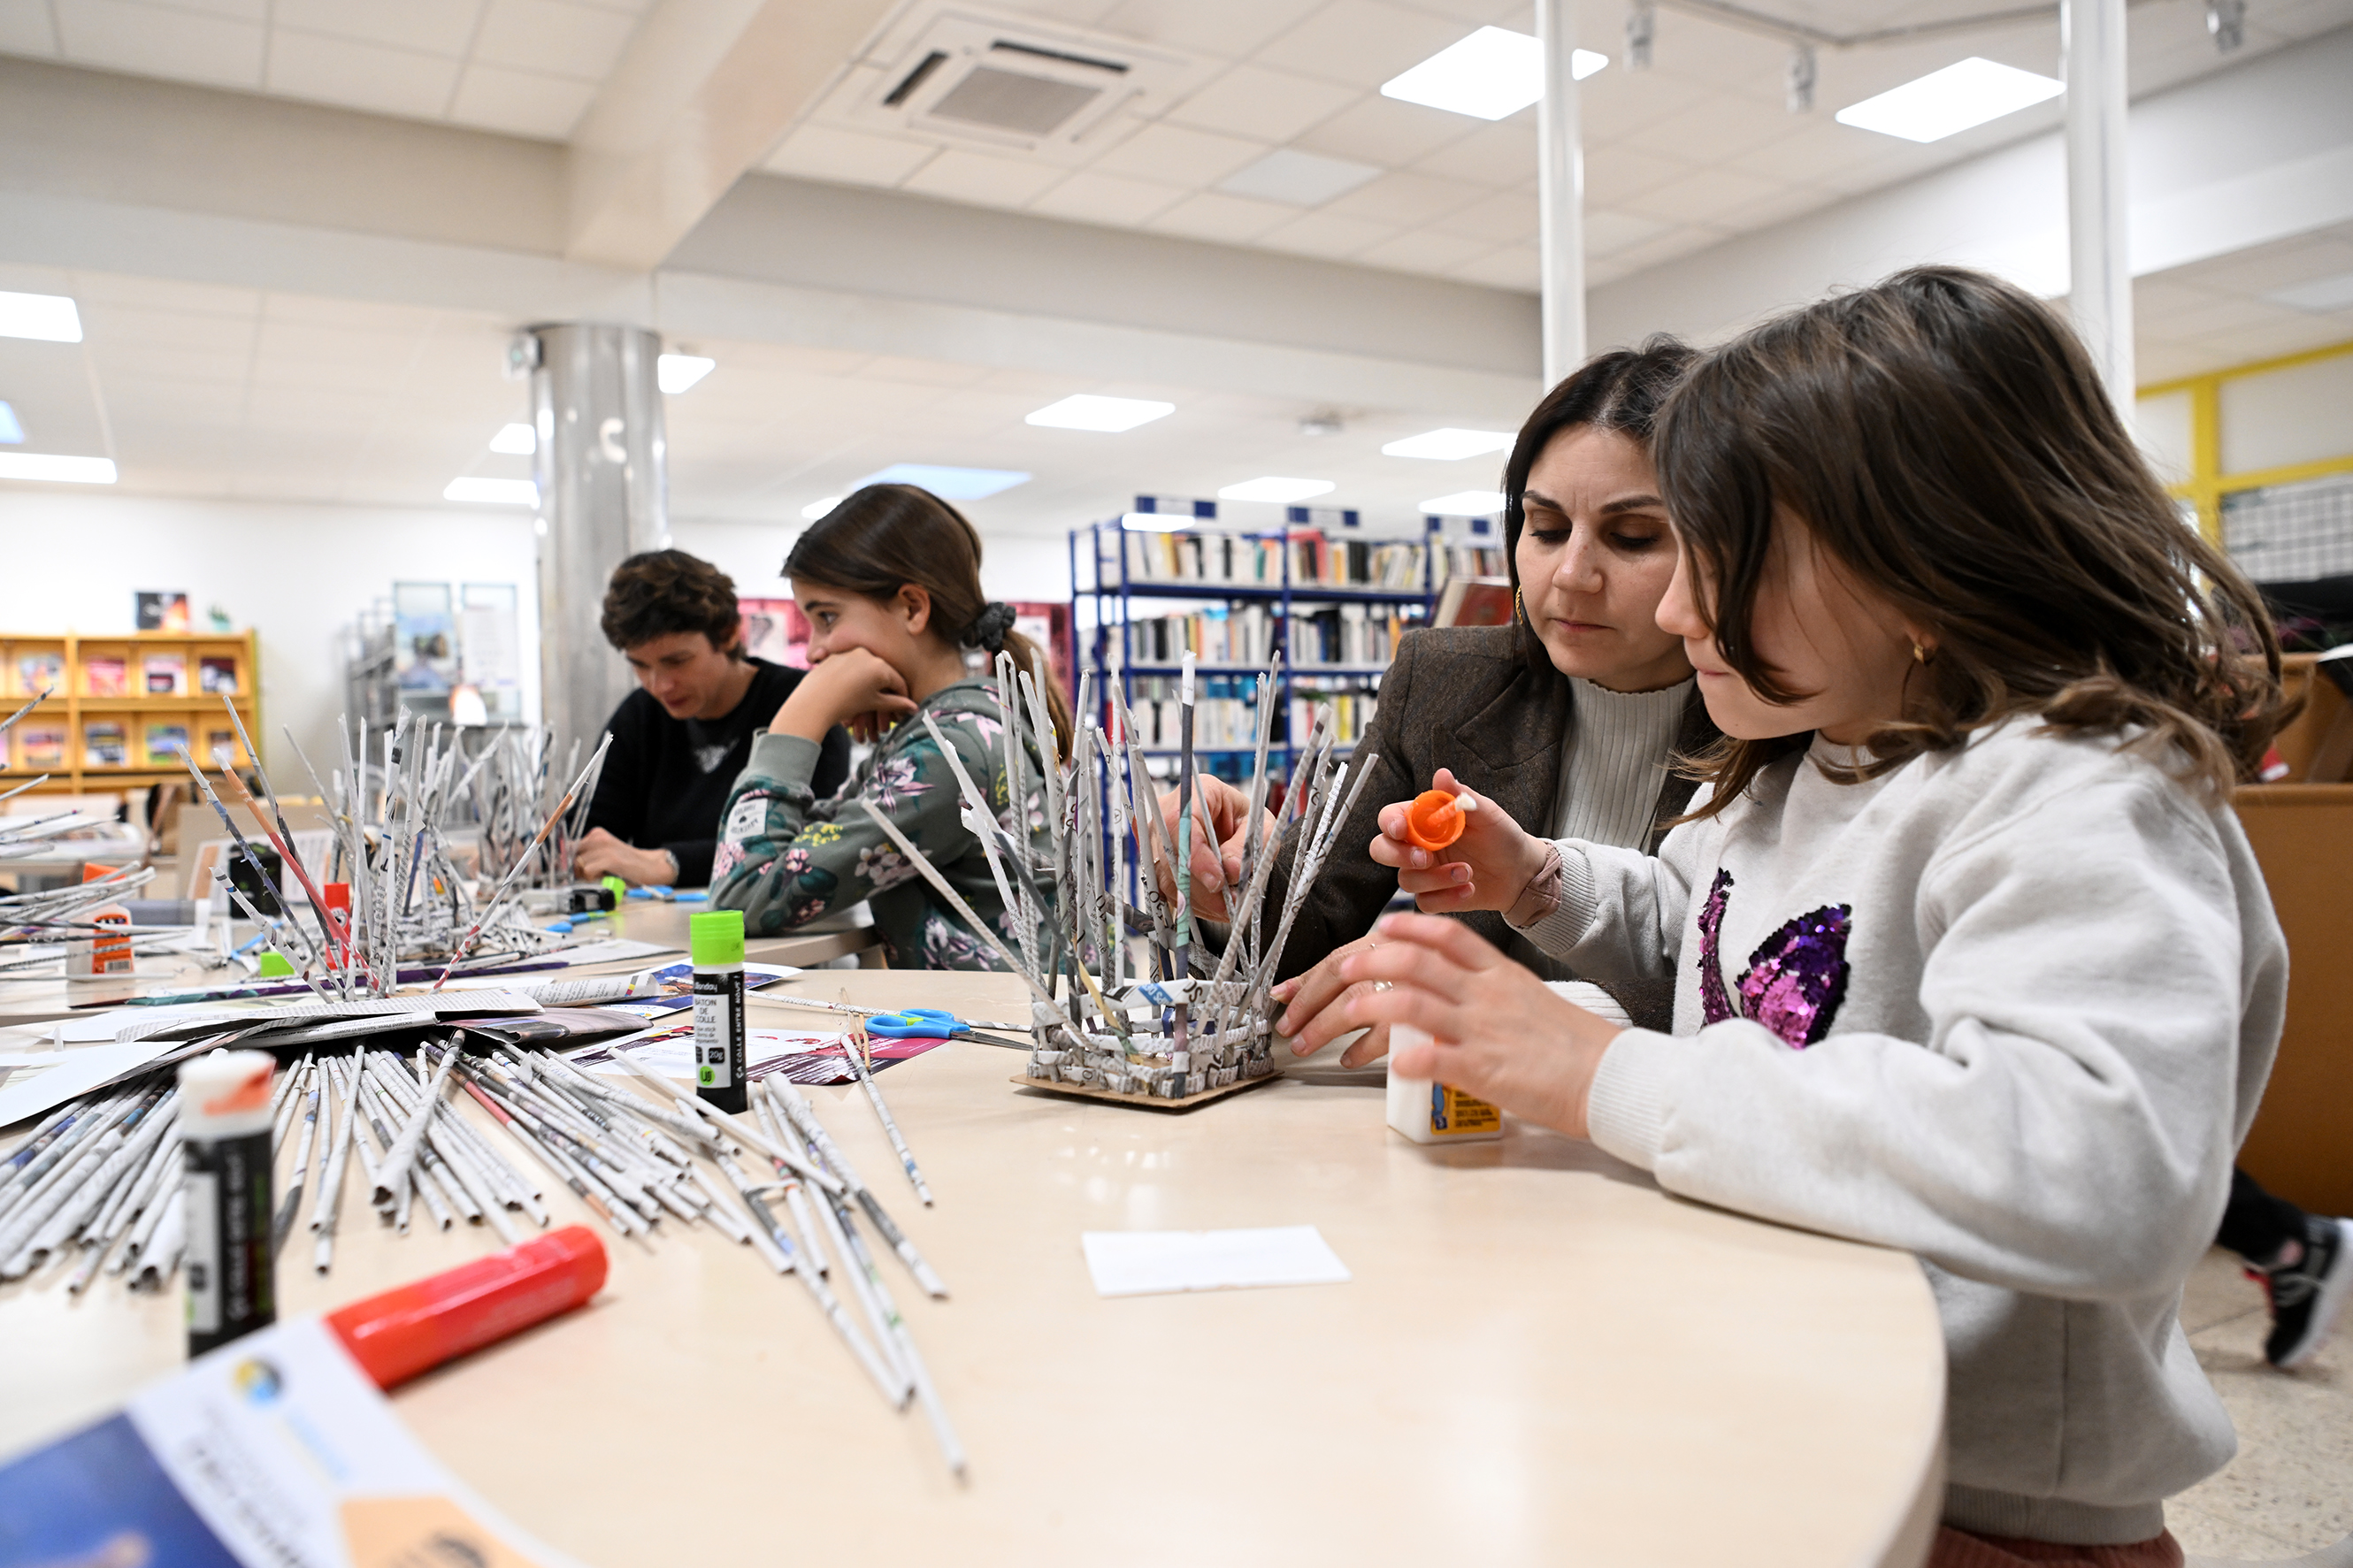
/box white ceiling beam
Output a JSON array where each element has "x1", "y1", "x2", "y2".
[{"x1": 563, "y1": 0, "x2": 904, "y2": 271}]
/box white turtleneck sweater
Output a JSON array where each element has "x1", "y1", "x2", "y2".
[{"x1": 1551, "y1": 676, "x2": 1694, "y2": 848}]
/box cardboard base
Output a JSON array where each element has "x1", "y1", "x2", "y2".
[{"x1": 1008, "y1": 1068, "x2": 1282, "y2": 1113}]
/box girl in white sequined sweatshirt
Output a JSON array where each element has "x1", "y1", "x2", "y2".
[{"x1": 1334, "y1": 269, "x2": 2294, "y2": 1564}]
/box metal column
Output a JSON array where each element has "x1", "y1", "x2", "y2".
[
  {"x1": 525, "y1": 323, "x2": 669, "y2": 748},
  {"x1": 2064, "y1": 0, "x2": 2135, "y2": 412},
  {"x1": 1536, "y1": 0, "x2": 1588, "y2": 386}
]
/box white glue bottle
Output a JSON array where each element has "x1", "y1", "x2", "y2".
[
  {"x1": 1384, "y1": 1022, "x2": 1503, "y2": 1144},
  {"x1": 179, "y1": 1048, "x2": 277, "y2": 1356}
]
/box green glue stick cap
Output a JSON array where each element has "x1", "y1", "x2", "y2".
[
  {"x1": 689, "y1": 909, "x2": 745, "y2": 968},
  {"x1": 257, "y1": 950, "x2": 295, "y2": 977}
]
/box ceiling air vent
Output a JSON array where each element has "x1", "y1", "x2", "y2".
[{"x1": 847, "y1": 9, "x2": 1195, "y2": 164}]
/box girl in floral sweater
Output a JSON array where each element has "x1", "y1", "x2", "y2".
[{"x1": 709, "y1": 484, "x2": 1070, "y2": 968}]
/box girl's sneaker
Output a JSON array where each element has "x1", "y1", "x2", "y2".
[{"x1": 2254, "y1": 1214, "x2": 2353, "y2": 1369}]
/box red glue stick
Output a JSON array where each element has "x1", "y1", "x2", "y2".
[
  {"x1": 1403, "y1": 789, "x2": 1473, "y2": 853},
  {"x1": 324, "y1": 1226, "x2": 607, "y2": 1390}
]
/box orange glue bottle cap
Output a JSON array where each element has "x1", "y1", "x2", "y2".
[{"x1": 1403, "y1": 789, "x2": 1475, "y2": 852}]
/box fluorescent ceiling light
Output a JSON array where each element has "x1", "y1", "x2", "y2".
[
  {"x1": 2266, "y1": 270, "x2": 2353, "y2": 312},
  {"x1": 1217, "y1": 149, "x2": 1383, "y2": 206},
  {"x1": 445, "y1": 477, "x2": 538, "y2": 506},
  {"x1": 1421, "y1": 489, "x2": 1506, "y2": 516},
  {"x1": 801, "y1": 495, "x2": 842, "y2": 520},
  {"x1": 850, "y1": 463, "x2": 1031, "y2": 500},
  {"x1": 1381, "y1": 27, "x2": 1606, "y2": 121},
  {"x1": 1122, "y1": 511, "x2": 1192, "y2": 532},
  {"x1": 1835, "y1": 57, "x2": 2063, "y2": 143},
  {"x1": 489, "y1": 422, "x2": 536, "y2": 455},
  {"x1": 0, "y1": 291, "x2": 82, "y2": 343},
  {"x1": 1383, "y1": 427, "x2": 1513, "y2": 461},
  {"x1": 0, "y1": 402, "x2": 22, "y2": 444},
  {"x1": 657, "y1": 354, "x2": 716, "y2": 394},
  {"x1": 1026, "y1": 394, "x2": 1176, "y2": 433},
  {"x1": 0, "y1": 453, "x2": 115, "y2": 484},
  {"x1": 1219, "y1": 477, "x2": 1335, "y2": 504}
]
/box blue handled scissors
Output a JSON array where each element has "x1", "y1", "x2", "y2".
[{"x1": 862, "y1": 1007, "x2": 1030, "y2": 1048}]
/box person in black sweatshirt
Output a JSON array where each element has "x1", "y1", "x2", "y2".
[{"x1": 576, "y1": 550, "x2": 850, "y2": 887}]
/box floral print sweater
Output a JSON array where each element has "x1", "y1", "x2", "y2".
[{"x1": 708, "y1": 678, "x2": 1053, "y2": 969}]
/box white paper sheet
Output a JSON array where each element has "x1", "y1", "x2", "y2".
[{"x1": 1081, "y1": 1226, "x2": 1353, "y2": 1297}]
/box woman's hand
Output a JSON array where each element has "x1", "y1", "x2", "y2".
[
  {"x1": 572, "y1": 827, "x2": 673, "y2": 887},
  {"x1": 771, "y1": 647, "x2": 916, "y2": 745},
  {"x1": 1336, "y1": 912, "x2": 1622, "y2": 1138},
  {"x1": 1270, "y1": 934, "x2": 1392, "y2": 1066},
  {"x1": 1368, "y1": 768, "x2": 1551, "y2": 915},
  {"x1": 1151, "y1": 775, "x2": 1268, "y2": 922}
]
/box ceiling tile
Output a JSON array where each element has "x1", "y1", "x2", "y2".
[
  {"x1": 1579, "y1": 71, "x2": 1717, "y2": 145},
  {"x1": 0, "y1": 0, "x2": 59, "y2": 53},
  {"x1": 1026, "y1": 169, "x2": 1185, "y2": 226},
  {"x1": 1162, "y1": 63, "x2": 1360, "y2": 143},
  {"x1": 267, "y1": 30, "x2": 461, "y2": 119},
  {"x1": 1409, "y1": 116, "x2": 1537, "y2": 185},
  {"x1": 1583, "y1": 207, "x2": 1669, "y2": 256},
  {"x1": 1089, "y1": 121, "x2": 1268, "y2": 186},
  {"x1": 81, "y1": 304, "x2": 257, "y2": 353},
  {"x1": 1620, "y1": 164, "x2": 1789, "y2": 226},
  {"x1": 763, "y1": 124, "x2": 940, "y2": 187},
  {"x1": 1583, "y1": 144, "x2": 1698, "y2": 208},
  {"x1": 446, "y1": 64, "x2": 597, "y2": 140},
  {"x1": 1448, "y1": 244, "x2": 1539, "y2": 291},
  {"x1": 1093, "y1": 0, "x2": 1326, "y2": 58},
  {"x1": 1631, "y1": 92, "x2": 1805, "y2": 168},
  {"x1": 70, "y1": 272, "x2": 264, "y2": 316},
  {"x1": 1147, "y1": 190, "x2": 1297, "y2": 243},
  {"x1": 1437, "y1": 185, "x2": 1536, "y2": 244},
  {"x1": 1254, "y1": 209, "x2": 1398, "y2": 261},
  {"x1": 900, "y1": 148, "x2": 1067, "y2": 209},
  {"x1": 1295, "y1": 92, "x2": 1482, "y2": 167},
  {"x1": 153, "y1": 0, "x2": 265, "y2": 19},
  {"x1": 1721, "y1": 118, "x2": 1890, "y2": 187},
  {"x1": 1319, "y1": 169, "x2": 1483, "y2": 226},
  {"x1": 1252, "y1": 0, "x2": 1469, "y2": 90},
  {"x1": 1353, "y1": 227, "x2": 1495, "y2": 275},
  {"x1": 472, "y1": 0, "x2": 640, "y2": 82},
  {"x1": 271, "y1": 0, "x2": 479, "y2": 56},
  {"x1": 52, "y1": 0, "x2": 264, "y2": 90}
]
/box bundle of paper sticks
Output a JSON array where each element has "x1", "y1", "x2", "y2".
[
  {"x1": 0, "y1": 1023, "x2": 965, "y2": 1472},
  {"x1": 161, "y1": 699, "x2": 612, "y2": 1000},
  {"x1": 855, "y1": 648, "x2": 1376, "y2": 1104}
]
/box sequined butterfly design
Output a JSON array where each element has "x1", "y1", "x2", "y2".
[{"x1": 1696, "y1": 869, "x2": 1852, "y2": 1048}]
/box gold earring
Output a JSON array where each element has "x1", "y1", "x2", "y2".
[
  {"x1": 1912, "y1": 641, "x2": 1930, "y2": 664},
  {"x1": 1514, "y1": 587, "x2": 1526, "y2": 625}
]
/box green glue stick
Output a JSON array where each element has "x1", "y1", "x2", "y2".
[{"x1": 690, "y1": 910, "x2": 747, "y2": 1115}]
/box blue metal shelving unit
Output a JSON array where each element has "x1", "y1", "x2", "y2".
[{"x1": 1066, "y1": 497, "x2": 1455, "y2": 777}]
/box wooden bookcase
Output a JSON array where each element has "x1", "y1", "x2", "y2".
[{"x1": 0, "y1": 630, "x2": 262, "y2": 795}]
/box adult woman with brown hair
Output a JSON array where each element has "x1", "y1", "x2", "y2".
[
  {"x1": 710, "y1": 483, "x2": 1071, "y2": 968},
  {"x1": 1166, "y1": 340, "x2": 1721, "y2": 1059}
]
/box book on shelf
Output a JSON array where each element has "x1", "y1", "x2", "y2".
[
  {"x1": 1123, "y1": 605, "x2": 1278, "y2": 667},
  {"x1": 1121, "y1": 674, "x2": 1267, "y2": 749},
  {"x1": 83, "y1": 720, "x2": 127, "y2": 768},
  {"x1": 1435, "y1": 577, "x2": 1515, "y2": 629},
  {"x1": 13, "y1": 651, "x2": 63, "y2": 697},
  {"x1": 1437, "y1": 542, "x2": 1507, "y2": 581},
  {"x1": 203, "y1": 727, "x2": 241, "y2": 767},
  {"x1": 1286, "y1": 602, "x2": 1414, "y2": 667},
  {"x1": 144, "y1": 722, "x2": 189, "y2": 766},
  {"x1": 83, "y1": 655, "x2": 129, "y2": 697},
  {"x1": 1116, "y1": 527, "x2": 1427, "y2": 591},
  {"x1": 15, "y1": 724, "x2": 65, "y2": 770},
  {"x1": 1290, "y1": 688, "x2": 1378, "y2": 746},
  {"x1": 197, "y1": 655, "x2": 240, "y2": 694},
  {"x1": 135, "y1": 591, "x2": 191, "y2": 632},
  {"x1": 143, "y1": 652, "x2": 188, "y2": 695}
]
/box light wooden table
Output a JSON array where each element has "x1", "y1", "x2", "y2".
[{"x1": 0, "y1": 968, "x2": 1946, "y2": 1567}]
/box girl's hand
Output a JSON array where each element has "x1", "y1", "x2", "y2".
[
  {"x1": 771, "y1": 648, "x2": 916, "y2": 744},
  {"x1": 1368, "y1": 768, "x2": 1550, "y2": 914},
  {"x1": 1270, "y1": 934, "x2": 1391, "y2": 1066},
  {"x1": 1337, "y1": 912, "x2": 1622, "y2": 1138}
]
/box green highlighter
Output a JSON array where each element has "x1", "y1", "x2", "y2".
[{"x1": 690, "y1": 909, "x2": 747, "y2": 1114}]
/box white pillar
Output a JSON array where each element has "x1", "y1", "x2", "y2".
[
  {"x1": 526, "y1": 323, "x2": 670, "y2": 746},
  {"x1": 1536, "y1": 0, "x2": 1587, "y2": 386},
  {"x1": 2064, "y1": 0, "x2": 2135, "y2": 411}
]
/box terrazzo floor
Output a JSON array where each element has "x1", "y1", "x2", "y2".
[{"x1": 2168, "y1": 1247, "x2": 2353, "y2": 1559}]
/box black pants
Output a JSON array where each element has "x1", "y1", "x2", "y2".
[{"x1": 2217, "y1": 1166, "x2": 2308, "y2": 1265}]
